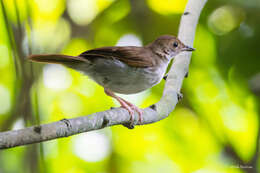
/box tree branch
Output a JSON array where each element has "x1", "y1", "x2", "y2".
[{"x1": 0, "y1": 0, "x2": 207, "y2": 149}]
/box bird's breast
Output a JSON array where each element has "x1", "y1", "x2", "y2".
[{"x1": 82, "y1": 58, "x2": 167, "y2": 94}]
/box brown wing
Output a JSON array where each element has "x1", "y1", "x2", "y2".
[{"x1": 79, "y1": 46, "x2": 156, "y2": 68}]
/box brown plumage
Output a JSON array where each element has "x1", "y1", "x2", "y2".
[
  {"x1": 80, "y1": 46, "x2": 157, "y2": 67},
  {"x1": 28, "y1": 54, "x2": 89, "y2": 64}
]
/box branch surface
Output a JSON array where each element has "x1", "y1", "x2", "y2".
[{"x1": 0, "y1": 0, "x2": 207, "y2": 149}]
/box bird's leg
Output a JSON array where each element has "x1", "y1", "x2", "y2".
[
  {"x1": 104, "y1": 89, "x2": 134, "y2": 117},
  {"x1": 104, "y1": 88, "x2": 143, "y2": 124},
  {"x1": 118, "y1": 98, "x2": 143, "y2": 123}
]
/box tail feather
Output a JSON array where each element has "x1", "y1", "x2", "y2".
[{"x1": 28, "y1": 54, "x2": 89, "y2": 64}]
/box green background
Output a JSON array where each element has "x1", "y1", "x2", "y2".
[{"x1": 0, "y1": 0, "x2": 260, "y2": 172}]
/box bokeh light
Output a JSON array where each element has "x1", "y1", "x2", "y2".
[
  {"x1": 146, "y1": 0, "x2": 188, "y2": 15},
  {"x1": 12, "y1": 119, "x2": 25, "y2": 130},
  {"x1": 116, "y1": 34, "x2": 143, "y2": 47},
  {"x1": 67, "y1": 0, "x2": 114, "y2": 26},
  {"x1": 221, "y1": 104, "x2": 247, "y2": 132},
  {"x1": 58, "y1": 92, "x2": 84, "y2": 116},
  {"x1": 34, "y1": 0, "x2": 64, "y2": 14},
  {"x1": 43, "y1": 64, "x2": 72, "y2": 90},
  {"x1": 73, "y1": 130, "x2": 111, "y2": 162},
  {"x1": 31, "y1": 18, "x2": 71, "y2": 52},
  {"x1": 208, "y1": 6, "x2": 245, "y2": 35},
  {"x1": 67, "y1": 0, "x2": 98, "y2": 26}
]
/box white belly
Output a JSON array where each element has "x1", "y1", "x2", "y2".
[{"x1": 82, "y1": 59, "x2": 167, "y2": 94}]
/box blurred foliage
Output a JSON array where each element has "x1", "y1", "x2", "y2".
[{"x1": 0, "y1": 0, "x2": 260, "y2": 173}]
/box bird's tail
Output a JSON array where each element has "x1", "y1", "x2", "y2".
[{"x1": 28, "y1": 54, "x2": 89, "y2": 65}]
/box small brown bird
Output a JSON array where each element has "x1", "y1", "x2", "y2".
[{"x1": 29, "y1": 35, "x2": 194, "y2": 123}]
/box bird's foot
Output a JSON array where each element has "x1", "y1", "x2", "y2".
[
  {"x1": 128, "y1": 103, "x2": 143, "y2": 124},
  {"x1": 119, "y1": 101, "x2": 134, "y2": 121},
  {"x1": 121, "y1": 99, "x2": 143, "y2": 124},
  {"x1": 120, "y1": 101, "x2": 143, "y2": 125},
  {"x1": 104, "y1": 88, "x2": 143, "y2": 126}
]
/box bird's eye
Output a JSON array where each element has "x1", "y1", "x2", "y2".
[{"x1": 173, "y1": 42, "x2": 178, "y2": 48}]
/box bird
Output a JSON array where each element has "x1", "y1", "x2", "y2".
[{"x1": 28, "y1": 35, "x2": 195, "y2": 124}]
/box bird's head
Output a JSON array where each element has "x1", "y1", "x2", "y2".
[{"x1": 148, "y1": 35, "x2": 195, "y2": 61}]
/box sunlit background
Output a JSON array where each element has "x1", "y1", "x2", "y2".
[{"x1": 0, "y1": 0, "x2": 260, "y2": 173}]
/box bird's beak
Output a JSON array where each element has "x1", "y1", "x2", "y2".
[{"x1": 182, "y1": 45, "x2": 195, "y2": 51}]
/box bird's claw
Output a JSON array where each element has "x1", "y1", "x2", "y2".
[
  {"x1": 104, "y1": 89, "x2": 143, "y2": 128},
  {"x1": 129, "y1": 105, "x2": 143, "y2": 123},
  {"x1": 121, "y1": 103, "x2": 143, "y2": 127}
]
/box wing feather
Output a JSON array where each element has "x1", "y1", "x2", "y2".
[{"x1": 79, "y1": 46, "x2": 156, "y2": 68}]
